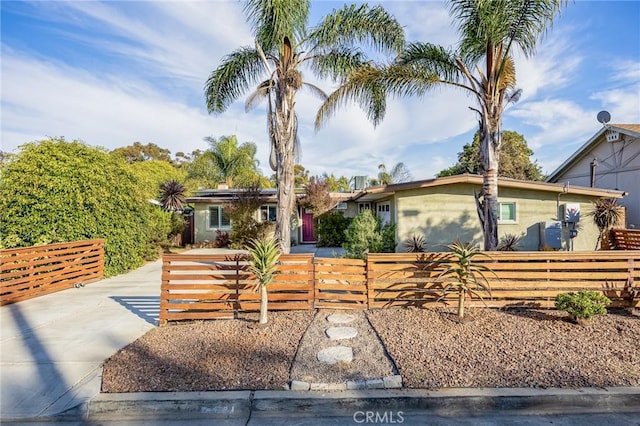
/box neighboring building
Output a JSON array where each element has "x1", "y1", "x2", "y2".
[
  {"x1": 354, "y1": 174, "x2": 625, "y2": 251},
  {"x1": 546, "y1": 124, "x2": 639, "y2": 228},
  {"x1": 186, "y1": 187, "x2": 353, "y2": 245}
]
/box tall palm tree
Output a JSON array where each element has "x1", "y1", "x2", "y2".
[
  {"x1": 377, "y1": 162, "x2": 412, "y2": 185},
  {"x1": 204, "y1": 0, "x2": 404, "y2": 253},
  {"x1": 317, "y1": 0, "x2": 566, "y2": 250}
]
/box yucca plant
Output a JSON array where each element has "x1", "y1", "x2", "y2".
[
  {"x1": 159, "y1": 180, "x2": 186, "y2": 212},
  {"x1": 403, "y1": 234, "x2": 426, "y2": 253},
  {"x1": 589, "y1": 198, "x2": 623, "y2": 249},
  {"x1": 438, "y1": 240, "x2": 494, "y2": 320},
  {"x1": 497, "y1": 233, "x2": 522, "y2": 251},
  {"x1": 247, "y1": 236, "x2": 281, "y2": 324}
]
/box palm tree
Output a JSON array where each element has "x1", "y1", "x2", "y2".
[
  {"x1": 317, "y1": 0, "x2": 566, "y2": 250},
  {"x1": 589, "y1": 198, "x2": 623, "y2": 249},
  {"x1": 204, "y1": 0, "x2": 404, "y2": 253},
  {"x1": 247, "y1": 236, "x2": 281, "y2": 324},
  {"x1": 377, "y1": 162, "x2": 412, "y2": 185},
  {"x1": 203, "y1": 135, "x2": 261, "y2": 188}
]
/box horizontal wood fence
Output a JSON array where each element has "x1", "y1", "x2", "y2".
[
  {"x1": 605, "y1": 229, "x2": 640, "y2": 250},
  {"x1": 1, "y1": 239, "x2": 105, "y2": 305},
  {"x1": 160, "y1": 251, "x2": 640, "y2": 324},
  {"x1": 160, "y1": 254, "x2": 313, "y2": 324}
]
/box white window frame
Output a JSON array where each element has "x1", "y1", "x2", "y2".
[
  {"x1": 208, "y1": 205, "x2": 231, "y2": 230},
  {"x1": 498, "y1": 202, "x2": 517, "y2": 224},
  {"x1": 335, "y1": 202, "x2": 348, "y2": 210},
  {"x1": 260, "y1": 205, "x2": 277, "y2": 222},
  {"x1": 358, "y1": 203, "x2": 371, "y2": 213}
]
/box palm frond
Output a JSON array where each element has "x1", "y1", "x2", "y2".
[
  {"x1": 302, "y1": 82, "x2": 328, "y2": 101},
  {"x1": 205, "y1": 47, "x2": 264, "y2": 113},
  {"x1": 308, "y1": 4, "x2": 405, "y2": 55},
  {"x1": 308, "y1": 48, "x2": 368, "y2": 81},
  {"x1": 247, "y1": 236, "x2": 281, "y2": 290},
  {"x1": 315, "y1": 63, "x2": 439, "y2": 129},
  {"x1": 245, "y1": 80, "x2": 272, "y2": 112},
  {"x1": 243, "y1": 0, "x2": 310, "y2": 52},
  {"x1": 399, "y1": 42, "x2": 463, "y2": 84},
  {"x1": 160, "y1": 180, "x2": 186, "y2": 211}
]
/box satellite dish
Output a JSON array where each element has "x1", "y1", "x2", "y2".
[{"x1": 597, "y1": 110, "x2": 611, "y2": 124}]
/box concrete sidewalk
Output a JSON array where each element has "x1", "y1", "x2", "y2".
[{"x1": 1, "y1": 259, "x2": 162, "y2": 419}]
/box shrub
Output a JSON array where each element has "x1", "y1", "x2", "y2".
[
  {"x1": 343, "y1": 210, "x2": 395, "y2": 259},
  {"x1": 315, "y1": 211, "x2": 352, "y2": 247},
  {"x1": 215, "y1": 230, "x2": 230, "y2": 248},
  {"x1": 555, "y1": 291, "x2": 611, "y2": 321},
  {"x1": 403, "y1": 234, "x2": 426, "y2": 252},
  {"x1": 497, "y1": 233, "x2": 522, "y2": 251},
  {"x1": 224, "y1": 186, "x2": 274, "y2": 249},
  {"x1": 0, "y1": 138, "x2": 173, "y2": 276}
]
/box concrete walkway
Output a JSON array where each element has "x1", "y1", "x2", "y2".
[{"x1": 0, "y1": 259, "x2": 162, "y2": 420}]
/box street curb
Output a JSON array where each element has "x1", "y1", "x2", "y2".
[{"x1": 39, "y1": 387, "x2": 640, "y2": 421}]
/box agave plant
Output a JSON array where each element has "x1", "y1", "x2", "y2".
[
  {"x1": 438, "y1": 240, "x2": 494, "y2": 320},
  {"x1": 247, "y1": 236, "x2": 281, "y2": 324},
  {"x1": 497, "y1": 233, "x2": 522, "y2": 251},
  {"x1": 159, "y1": 180, "x2": 186, "y2": 212},
  {"x1": 403, "y1": 234, "x2": 426, "y2": 253},
  {"x1": 589, "y1": 198, "x2": 623, "y2": 249}
]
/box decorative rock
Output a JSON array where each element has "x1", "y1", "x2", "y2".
[
  {"x1": 366, "y1": 378, "x2": 385, "y2": 389},
  {"x1": 327, "y1": 313, "x2": 356, "y2": 324},
  {"x1": 346, "y1": 380, "x2": 367, "y2": 390},
  {"x1": 383, "y1": 375, "x2": 403, "y2": 389},
  {"x1": 290, "y1": 380, "x2": 310, "y2": 391},
  {"x1": 327, "y1": 382, "x2": 347, "y2": 391},
  {"x1": 310, "y1": 383, "x2": 329, "y2": 391},
  {"x1": 326, "y1": 326, "x2": 358, "y2": 340},
  {"x1": 317, "y1": 346, "x2": 353, "y2": 364}
]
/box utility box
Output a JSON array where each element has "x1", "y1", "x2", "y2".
[
  {"x1": 540, "y1": 221, "x2": 562, "y2": 250},
  {"x1": 561, "y1": 203, "x2": 581, "y2": 223}
]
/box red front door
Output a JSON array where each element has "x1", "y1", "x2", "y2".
[{"x1": 302, "y1": 210, "x2": 315, "y2": 242}]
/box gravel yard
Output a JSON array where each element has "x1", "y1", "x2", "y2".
[{"x1": 102, "y1": 307, "x2": 640, "y2": 392}]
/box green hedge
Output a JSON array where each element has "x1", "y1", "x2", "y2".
[{"x1": 0, "y1": 138, "x2": 175, "y2": 276}]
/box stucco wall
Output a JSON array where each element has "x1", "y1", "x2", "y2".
[{"x1": 394, "y1": 183, "x2": 603, "y2": 251}]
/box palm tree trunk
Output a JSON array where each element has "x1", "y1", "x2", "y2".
[
  {"x1": 457, "y1": 289, "x2": 465, "y2": 319},
  {"x1": 478, "y1": 115, "x2": 501, "y2": 251},
  {"x1": 259, "y1": 284, "x2": 268, "y2": 324},
  {"x1": 275, "y1": 139, "x2": 295, "y2": 254}
]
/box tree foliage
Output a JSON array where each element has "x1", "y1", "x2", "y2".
[
  {"x1": 111, "y1": 141, "x2": 172, "y2": 163},
  {"x1": 299, "y1": 176, "x2": 335, "y2": 216},
  {"x1": 224, "y1": 186, "x2": 274, "y2": 249},
  {"x1": 371, "y1": 162, "x2": 413, "y2": 185},
  {"x1": 343, "y1": 209, "x2": 396, "y2": 259},
  {"x1": 438, "y1": 131, "x2": 544, "y2": 181},
  {"x1": 0, "y1": 138, "x2": 175, "y2": 276}
]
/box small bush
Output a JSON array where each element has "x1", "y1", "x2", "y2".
[
  {"x1": 555, "y1": 291, "x2": 611, "y2": 320},
  {"x1": 343, "y1": 210, "x2": 395, "y2": 259},
  {"x1": 215, "y1": 230, "x2": 230, "y2": 248},
  {"x1": 403, "y1": 234, "x2": 426, "y2": 252},
  {"x1": 315, "y1": 211, "x2": 352, "y2": 247}
]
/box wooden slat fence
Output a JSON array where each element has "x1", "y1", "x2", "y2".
[
  {"x1": 368, "y1": 251, "x2": 640, "y2": 309},
  {"x1": 160, "y1": 250, "x2": 639, "y2": 324},
  {"x1": 608, "y1": 229, "x2": 640, "y2": 250},
  {"x1": 314, "y1": 257, "x2": 367, "y2": 309},
  {"x1": 1, "y1": 239, "x2": 105, "y2": 305},
  {"x1": 160, "y1": 253, "x2": 313, "y2": 325}
]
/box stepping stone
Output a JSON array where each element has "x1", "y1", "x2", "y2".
[
  {"x1": 327, "y1": 313, "x2": 355, "y2": 324},
  {"x1": 317, "y1": 346, "x2": 353, "y2": 364},
  {"x1": 326, "y1": 326, "x2": 358, "y2": 340}
]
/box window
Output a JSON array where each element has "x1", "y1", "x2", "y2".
[
  {"x1": 209, "y1": 206, "x2": 231, "y2": 229},
  {"x1": 260, "y1": 205, "x2": 277, "y2": 222},
  {"x1": 498, "y1": 202, "x2": 516, "y2": 223},
  {"x1": 358, "y1": 203, "x2": 371, "y2": 213},
  {"x1": 335, "y1": 202, "x2": 347, "y2": 210}
]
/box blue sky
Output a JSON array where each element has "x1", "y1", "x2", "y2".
[{"x1": 2, "y1": 1, "x2": 639, "y2": 181}]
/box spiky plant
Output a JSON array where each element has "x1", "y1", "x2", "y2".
[
  {"x1": 403, "y1": 234, "x2": 426, "y2": 253},
  {"x1": 438, "y1": 240, "x2": 494, "y2": 320},
  {"x1": 589, "y1": 198, "x2": 623, "y2": 249},
  {"x1": 497, "y1": 233, "x2": 522, "y2": 251},
  {"x1": 247, "y1": 236, "x2": 281, "y2": 324},
  {"x1": 159, "y1": 180, "x2": 186, "y2": 211}
]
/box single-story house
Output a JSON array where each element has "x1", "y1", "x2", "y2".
[
  {"x1": 546, "y1": 123, "x2": 639, "y2": 228},
  {"x1": 186, "y1": 174, "x2": 625, "y2": 251},
  {"x1": 351, "y1": 174, "x2": 624, "y2": 251},
  {"x1": 185, "y1": 186, "x2": 353, "y2": 245}
]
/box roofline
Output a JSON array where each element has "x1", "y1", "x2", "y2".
[
  {"x1": 362, "y1": 174, "x2": 624, "y2": 199},
  {"x1": 546, "y1": 124, "x2": 640, "y2": 182}
]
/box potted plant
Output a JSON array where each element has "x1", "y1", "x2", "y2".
[{"x1": 554, "y1": 291, "x2": 611, "y2": 326}]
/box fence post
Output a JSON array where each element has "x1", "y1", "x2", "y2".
[
  {"x1": 159, "y1": 255, "x2": 169, "y2": 326},
  {"x1": 366, "y1": 255, "x2": 373, "y2": 310},
  {"x1": 235, "y1": 258, "x2": 240, "y2": 319}
]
